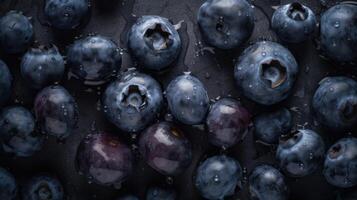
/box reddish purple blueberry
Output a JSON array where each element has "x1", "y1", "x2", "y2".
[
  {"x1": 206, "y1": 98, "x2": 251, "y2": 148},
  {"x1": 139, "y1": 122, "x2": 192, "y2": 176},
  {"x1": 76, "y1": 132, "x2": 133, "y2": 186}
]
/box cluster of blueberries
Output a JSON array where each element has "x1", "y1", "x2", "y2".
[{"x1": 0, "y1": 0, "x2": 356, "y2": 200}]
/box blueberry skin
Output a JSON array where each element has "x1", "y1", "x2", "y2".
[
  {"x1": 234, "y1": 41, "x2": 299, "y2": 105},
  {"x1": 272, "y1": 2, "x2": 317, "y2": 43},
  {"x1": 22, "y1": 175, "x2": 64, "y2": 200},
  {"x1": 146, "y1": 187, "x2": 176, "y2": 200},
  {"x1": 76, "y1": 132, "x2": 133, "y2": 186},
  {"x1": 44, "y1": 0, "x2": 90, "y2": 30},
  {"x1": 0, "y1": 60, "x2": 12, "y2": 106},
  {"x1": 276, "y1": 129, "x2": 325, "y2": 177},
  {"x1": 249, "y1": 165, "x2": 289, "y2": 200},
  {"x1": 67, "y1": 35, "x2": 122, "y2": 85},
  {"x1": 139, "y1": 122, "x2": 192, "y2": 176},
  {"x1": 323, "y1": 137, "x2": 357, "y2": 188},
  {"x1": 197, "y1": 0, "x2": 254, "y2": 49},
  {"x1": 254, "y1": 108, "x2": 293, "y2": 145},
  {"x1": 0, "y1": 11, "x2": 34, "y2": 54},
  {"x1": 0, "y1": 167, "x2": 17, "y2": 200},
  {"x1": 128, "y1": 15, "x2": 181, "y2": 71},
  {"x1": 320, "y1": 3, "x2": 357, "y2": 63},
  {"x1": 312, "y1": 77, "x2": 357, "y2": 131},
  {"x1": 21, "y1": 45, "x2": 65, "y2": 89},
  {"x1": 166, "y1": 73, "x2": 209, "y2": 125},
  {"x1": 195, "y1": 155, "x2": 242, "y2": 200},
  {"x1": 206, "y1": 98, "x2": 251, "y2": 148},
  {"x1": 0, "y1": 106, "x2": 43, "y2": 157},
  {"x1": 103, "y1": 71, "x2": 163, "y2": 132},
  {"x1": 34, "y1": 85, "x2": 79, "y2": 139}
]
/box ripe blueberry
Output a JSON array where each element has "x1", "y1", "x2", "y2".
[
  {"x1": 206, "y1": 98, "x2": 251, "y2": 148},
  {"x1": 254, "y1": 108, "x2": 293, "y2": 145},
  {"x1": 166, "y1": 73, "x2": 209, "y2": 125},
  {"x1": 197, "y1": 0, "x2": 255, "y2": 49},
  {"x1": 103, "y1": 71, "x2": 163, "y2": 133},
  {"x1": 312, "y1": 76, "x2": 357, "y2": 131},
  {"x1": 323, "y1": 137, "x2": 357, "y2": 188},
  {"x1": 195, "y1": 155, "x2": 242, "y2": 200},
  {"x1": 67, "y1": 35, "x2": 122, "y2": 85},
  {"x1": 0, "y1": 106, "x2": 43, "y2": 157},
  {"x1": 272, "y1": 2, "x2": 317, "y2": 43},
  {"x1": 0, "y1": 11, "x2": 33, "y2": 54},
  {"x1": 76, "y1": 132, "x2": 133, "y2": 186},
  {"x1": 249, "y1": 165, "x2": 289, "y2": 200},
  {"x1": 320, "y1": 2, "x2": 357, "y2": 63},
  {"x1": 139, "y1": 122, "x2": 192, "y2": 176},
  {"x1": 44, "y1": 0, "x2": 90, "y2": 30},
  {"x1": 276, "y1": 129, "x2": 325, "y2": 177},
  {"x1": 34, "y1": 85, "x2": 79, "y2": 139},
  {"x1": 128, "y1": 15, "x2": 181, "y2": 71},
  {"x1": 21, "y1": 45, "x2": 65, "y2": 89},
  {"x1": 234, "y1": 41, "x2": 299, "y2": 105}
]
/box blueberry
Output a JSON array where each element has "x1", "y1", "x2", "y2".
[
  {"x1": 0, "y1": 11, "x2": 34, "y2": 54},
  {"x1": 206, "y1": 98, "x2": 251, "y2": 148},
  {"x1": 146, "y1": 187, "x2": 176, "y2": 200},
  {"x1": 21, "y1": 45, "x2": 65, "y2": 89},
  {"x1": 128, "y1": 15, "x2": 181, "y2": 71},
  {"x1": 76, "y1": 132, "x2": 133, "y2": 186},
  {"x1": 44, "y1": 0, "x2": 90, "y2": 30},
  {"x1": 67, "y1": 35, "x2": 122, "y2": 85},
  {"x1": 312, "y1": 76, "x2": 357, "y2": 131},
  {"x1": 22, "y1": 175, "x2": 64, "y2": 200},
  {"x1": 195, "y1": 155, "x2": 242, "y2": 200},
  {"x1": 249, "y1": 165, "x2": 289, "y2": 200},
  {"x1": 116, "y1": 195, "x2": 139, "y2": 200},
  {"x1": 139, "y1": 122, "x2": 192, "y2": 176},
  {"x1": 254, "y1": 108, "x2": 293, "y2": 145},
  {"x1": 34, "y1": 85, "x2": 79, "y2": 139},
  {"x1": 0, "y1": 60, "x2": 12, "y2": 106},
  {"x1": 234, "y1": 41, "x2": 299, "y2": 105},
  {"x1": 320, "y1": 2, "x2": 357, "y2": 63},
  {"x1": 197, "y1": 0, "x2": 254, "y2": 49},
  {"x1": 272, "y1": 2, "x2": 317, "y2": 43},
  {"x1": 166, "y1": 73, "x2": 209, "y2": 125},
  {"x1": 0, "y1": 167, "x2": 17, "y2": 200},
  {"x1": 103, "y1": 71, "x2": 163, "y2": 132},
  {"x1": 0, "y1": 106, "x2": 43, "y2": 157},
  {"x1": 323, "y1": 137, "x2": 357, "y2": 188},
  {"x1": 276, "y1": 129, "x2": 325, "y2": 177}
]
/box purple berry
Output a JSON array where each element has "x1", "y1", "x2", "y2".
[
  {"x1": 76, "y1": 132, "x2": 133, "y2": 186},
  {"x1": 206, "y1": 98, "x2": 251, "y2": 148},
  {"x1": 139, "y1": 122, "x2": 192, "y2": 176}
]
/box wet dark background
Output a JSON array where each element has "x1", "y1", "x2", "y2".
[{"x1": 0, "y1": 0, "x2": 357, "y2": 199}]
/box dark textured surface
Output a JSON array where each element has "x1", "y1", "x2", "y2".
[{"x1": 0, "y1": 0, "x2": 356, "y2": 199}]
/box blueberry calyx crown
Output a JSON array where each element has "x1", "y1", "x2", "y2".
[
  {"x1": 328, "y1": 143, "x2": 342, "y2": 159},
  {"x1": 261, "y1": 59, "x2": 287, "y2": 88},
  {"x1": 287, "y1": 2, "x2": 308, "y2": 21},
  {"x1": 36, "y1": 184, "x2": 52, "y2": 200},
  {"x1": 121, "y1": 85, "x2": 148, "y2": 111},
  {"x1": 144, "y1": 23, "x2": 172, "y2": 51}
]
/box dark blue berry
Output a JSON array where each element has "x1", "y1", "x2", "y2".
[
  {"x1": 166, "y1": 73, "x2": 209, "y2": 125},
  {"x1": 128, "y1": 15, "x2": 181, "y2": 71},
  {"x1": 234, "y1": 41, "x2": 299, "y2": 105},
  {"x1": 22, "y1": 175, "x2": 64, "y2": 200},
  {"x1": 0, "y1": 167, "x2": 17, "y2": 200},
  {"x1": 103, "y1": 70, "x2": 163, "y2": 133},
  {"x1": 0, "y1": 60, "x2": 12, "y2": 106}
]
